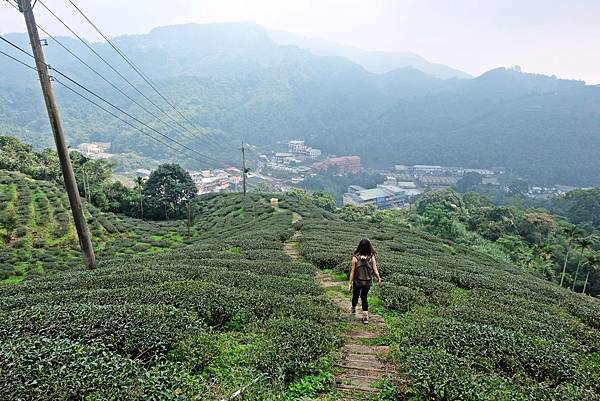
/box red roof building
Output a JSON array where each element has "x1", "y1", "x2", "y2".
[{"x1": 313, "y1": 156, "x2": 361, "y2": 174}]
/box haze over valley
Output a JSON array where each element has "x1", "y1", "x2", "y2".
[{"x1": 2, "y1": 22, "x2": 600, "y2": 186}]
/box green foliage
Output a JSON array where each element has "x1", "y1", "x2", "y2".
[
  {"x1": 0, "y1": 193, "x2": 340, "y2": 400},
  {"x1": 144, "y1": 163, "x2": 197, "y2": 220},
  {"x1": 286, "y1": 365, "x2": 334, "y2": 400},
  {"x1": 455, "y1": 172, "x2": 483, "y2": 193},
  {"x1": 552, "y1": 188, "x2": 600, "y2": 232},
  {"x1": 311, "y1": 192, "x2": 336, "y2": 212},
  {"x1": 0, "y1": 170, "x2": 201, "y2": 281},
  {"x1": 294, "y1": 194, "x2": 600, "y2": 399},
  {"x1": 0, "y1": 135, "x2": 60, "y2": 181}
]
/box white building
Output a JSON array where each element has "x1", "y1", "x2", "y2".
[
  {"x1": 308, "y1": 148, "x2": 322, "y2": 158},
  {"x1": 135, "y1": 169, "x2": 151, "y2": 178},
  {"x1": 343, "y1": 184, "x2": 406, "y2": 209},
  {"x1": 274, "y1": 153, "x2": 296, "y2": 165},
  {"x1": 288, "y1": 140, "x2": 306, "y2": 153}
]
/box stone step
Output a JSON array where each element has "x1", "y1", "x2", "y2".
[
  {"x1": 343, "y1": 344, "x2": 390, "y2": 355},
  {"x1": 333, "y1": 382, "x2": 380, "y2": 394},
  {"x1": 343, "y1": 331, "x2": 378, "y2": 339},
  {"x1": 343, "y1": 356, "x2": 384, "y2": 368},
  {"x1": 342, "y1": 352, "x2": 380, "y2": 361},
  {"x1": 335, "y1": 363, "x2": 392, "y2": 377},
  {"x1": 335, "y1": 373, "x2": 380, "y2": 387}
]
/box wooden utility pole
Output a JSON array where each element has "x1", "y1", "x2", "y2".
[
  {"x1": 18, "y1": 0, "x2": 96, "y2": 269},
  {"x1": 241, "y1": 142, "x2": 247, "y2": 195}
]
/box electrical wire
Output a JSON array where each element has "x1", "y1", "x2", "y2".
[
  {"x1": 0, "y1": 48, "x2": 36, "y2": 71},
  {"x1": 0, "y1": 37, "x2": 218, "y2": 164},
  {"x1": 37, "y1": 0, "x2": 223, "y2": 151},
  {"x1": 5, "y1": 0, "x2": 223, "y2": 154},
  {"x1": 66, "y1": 0, "x2": 226, "y2": 151}
]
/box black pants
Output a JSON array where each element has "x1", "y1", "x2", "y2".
[{"x1": 352, "y1": 285, "x2": 370, "y2": 311}]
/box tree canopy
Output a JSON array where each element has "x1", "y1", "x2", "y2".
[{"x1": 143, "y1": 164, "x2": 197, "y2": 220}]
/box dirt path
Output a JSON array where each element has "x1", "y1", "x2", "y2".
[{"x1": 283, "y1": 214, "x2": 393, "y2": 399}]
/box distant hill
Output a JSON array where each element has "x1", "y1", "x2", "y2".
[
  {"x1": 1, "y1": 22, "x2": 599, "y2": 185},
  {"x1": 269, "y1": 29, "x2": 472, "y2": 79}
]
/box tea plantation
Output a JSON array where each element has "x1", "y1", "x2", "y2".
[
  {"x1": 0, "y1": 170, "x2": 195, "y2": 283},
  {"x1": 0, "y1": 192, "x2": 341, "y2": 400},
  {"x1": 2, "y1": 181, "x2": 600, "y2": 400},
  {"x1": 287, "y1": 195, "x2": 600, "y2": 400}
]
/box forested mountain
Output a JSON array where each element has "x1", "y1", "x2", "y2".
[
  {"x1": 268, "y1": 29, "x2": 472, "y2": 79},
  {"x1": 1, "y1": 22, "x2": 599, "y2": 184}
]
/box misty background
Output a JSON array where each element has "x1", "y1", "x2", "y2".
[{"x1": 1, "y1": 0, "x2": 599, "y2": 84}]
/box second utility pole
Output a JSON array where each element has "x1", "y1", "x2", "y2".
[
  {"x1": 18, "y1": 0, "x2": 96, "y2": 269},
  {"x1": 241, "y1": 142, "x2": 247, "y2": 195}
]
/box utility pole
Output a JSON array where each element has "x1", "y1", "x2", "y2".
[
  {"x1": 241, "y1": 142, "x2": 247, "y2": 195},
  {"x1": 18, "y1": 0, "x2": 96, "y2": 269}
]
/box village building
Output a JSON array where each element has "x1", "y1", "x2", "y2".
[
  {"x1": 313, "y1": 156, "x2": 361, "y2": 174},
  {"x1": 343, "y1": 183, "x2": 406, "y2": 209}
]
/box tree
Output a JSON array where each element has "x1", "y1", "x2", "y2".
[
  {"x1": 312, "y1": 192, "x2": 336, "y2": 212},
  {"x1": 559, "y1": 225, "x2": 580, "y2": 287},
  {"x1": 582, "y1": 253, "x2": 599, "y2": 294},
  {"x1": 134, "y1": 176, "x2": 145, "y2": 220},
  {"x1": 462, "y1": 192, "x2": 493, "y2": 210},
  {"x1": 467, "y1": 205, "x2": 516, "y2": 241},
  {"x1": 455, "y1": 172, "x2": 483, "y2": 193},
  {"x1": 507, "y1": 178, "x2": 529, "y2": 197},
  {"x1": 518, "y1": 211, "x2": 557, "y2": 245},
  {"x1": 416, "y1": 189, "x2": 463, "y2": 215},
  {"x1": 143, "y1": 164, "x2": 197, "y2": 220},
  {"x1": 572, "y1": 237, "x2": 595, "y2": 291}
]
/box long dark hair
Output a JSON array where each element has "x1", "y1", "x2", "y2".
[{"x1": 354, "y1": 238, "x2": 376, "y2": 257}]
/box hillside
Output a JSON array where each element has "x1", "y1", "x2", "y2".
[
  {"x1": 2, "y1": 23, "x2": 600, "y2": 184},
  {"x1": 1, "y1": 183, "x2": 599, "y2": 399},
  {"x1": 293, "y1": 197, "x2": 600, "y2": 399},
  {"x1": 0, "y1": 193, "x2": 340, "y2": 400},
  {"x1": 0, "y1": 170, "x2": 192, "y2": 282},
  {"x1": 268, "y1": 29, "x2": 472, "y2": 79}
]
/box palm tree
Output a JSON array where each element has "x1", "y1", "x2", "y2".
[
  {"x1": 560, "y1": 226, "x2": 579, "y2": 287},
  {"x1": 582, "y1": 253, "x2": 599, "y2": 294},
  {"x1": 134, "y1": 177, "x2": 145, "y2": 220},
  {"x1": 571, "y1": 237, "x2": 594, "y2": 291}
]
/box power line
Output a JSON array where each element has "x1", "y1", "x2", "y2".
[
  {"x1": 0, "y1": 37, "x2": 219, "y2": 164},
  {"x1": 51, "y1": 67, "x2": 221, "y2": 164},
  {"x1": 37, "y1": 0, "x2": 223, "y2": 151},
  {"x1": 5, "y1": 0, "x2": 223, "y2": 154},
  {"x1": 36, "y1": 23, "x2": 204, "y2": 145},
  {"x1": 0, "y1": 48, "x2": 37, "y2": 71},
  {"x1": 0, "y1": 47, "x2": 199, "y2": 160},
  {"x1": 54, "y1": 78, "x2": 188, "y2": 155},
  {"x1": 66, "y1": 0, "x2": 226, "y2": 151}
]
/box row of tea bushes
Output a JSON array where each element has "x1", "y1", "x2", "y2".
[
  {"x1": 0, "y1": 194, "x2": 340, "y2": 400},
  {"x1": 294, "y1": 201, "x2": 600, "y2": 400}
]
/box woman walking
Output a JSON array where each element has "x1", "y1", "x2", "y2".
[{"x1": 348, "y1": 239, "x2": 381, "y2": 324}]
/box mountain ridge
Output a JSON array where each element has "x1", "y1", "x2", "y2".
[
  {"x1": 1, "y1": 22, "x2": 599, "y2": 185},
  {"x1": 268, "y1": 28, "x2": 472, "y2": 79}
]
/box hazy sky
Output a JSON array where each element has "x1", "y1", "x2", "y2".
[{"x1": 2, "y1": 0, "x2": 599, "y2": 83}]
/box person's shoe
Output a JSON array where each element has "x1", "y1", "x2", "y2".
[
  {"x1": 362, "y1": 311, "x2": 369, "y2": 324},
  {"x1": 350, "y1": 306, "x2": 356, "y2": 314}
]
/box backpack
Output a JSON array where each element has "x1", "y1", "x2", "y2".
[{"x1": 354, "y1": 256, "x2": 373, "y2": 288}]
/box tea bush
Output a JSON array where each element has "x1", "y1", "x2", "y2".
[
  {"x1": 0, "y1": 193, "x2": 340, "y2": 400},
  {"x1": 295, "y1": 199, "x2": 600, "y2": 400}
]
